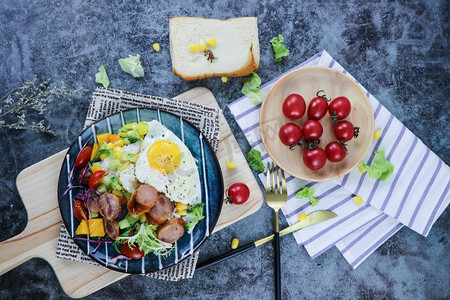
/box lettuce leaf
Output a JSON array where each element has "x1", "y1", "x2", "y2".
[
  {"x1": 185, "y1": 203, "x2": 205, "y2": 232},
  {"x1": 247, "y1": 148, "x2": 265, "y2": 173},
  {"x1": 295, "y1": 186, "x2": 319, "y2": 206},
  {"x1": 118, "y1": 54, "x2": 144, "y2": 78},
  {"x1": 241, "y1": 72, "x2": 262, "y2": 105},
  {"x1": 359, "y1": 149, "x2": 394, "y2": 181},
  {"x1": 95, "y1": 65, "x2": 110, "y2": 88},
  {"x1": 270, "y1": 34, "x2": 290, "y2": 62}
]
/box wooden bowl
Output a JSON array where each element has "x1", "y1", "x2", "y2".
[{"x1": 260, "y1": 66, "x2": 374, "y2": 182}]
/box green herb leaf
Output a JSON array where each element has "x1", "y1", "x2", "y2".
[
  {"x1": 247, "y1": 148, "x2": 265, "y2": 173},
  {"x1": 241, "y1": 72, "x2": 262, "y2": 105},
  {"x1": 270, "y1": 34, "x2": 290, "y2": 62},
  {"x1": 358, "y1": 149, "x2": 394, "y2": 181},
  {"x1": 295, "y1": 186, "x2": 319, "y2": 206},
  {"x1": 118, "y1": 54, "x2": 144, "y2": 78},
  {"x1": 95, "y1": 65, "x2": 110, "y2": 88}
]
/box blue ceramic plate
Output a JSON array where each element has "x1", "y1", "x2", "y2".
[{"x1": 58, "y1": 108, "x2": 223, "y2": 273}]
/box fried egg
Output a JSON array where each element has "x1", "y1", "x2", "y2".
[{"x1": 134, "y1": 120, "x2": 201, "y2": 204}]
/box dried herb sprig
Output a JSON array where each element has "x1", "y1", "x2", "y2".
[{"x1": 0, "y1": 76, "x2": 86, "y2": 135}]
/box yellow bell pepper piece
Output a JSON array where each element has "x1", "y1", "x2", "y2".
[
  {"x1": 75, "y1": 220, "x2": 89, "y2": 235},
  {"x1": 109, "y1": 134, "x2": 121, "y2": 143},
  {"x1": 97, "y1": 133, "x2": 111, "y2": 145},
  {"x1": 91, "y1": 165, "x2": 102, "y2": 173},
  {"x1": 89, "y1": 218, "x2": 105, "y2": 237},
  {"x1": 90, "y1": 143, "x2": 99, "y2": 161}
]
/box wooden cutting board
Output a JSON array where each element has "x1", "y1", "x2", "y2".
[{"x1": 0, "y1": 87, "x2": 263, "y2": 298}]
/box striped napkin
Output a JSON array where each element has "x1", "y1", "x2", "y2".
[{"x1": 228, "y1": 50, "x2": 450, "y2": 268}]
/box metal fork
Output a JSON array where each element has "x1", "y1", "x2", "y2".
[{"x1": 266, "y1": 162, "x2": 287, "y2": 300}]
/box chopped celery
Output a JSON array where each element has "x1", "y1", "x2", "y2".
[
  {"x1": 118, "y1": 218, "x2": 131, "y2": 229},
  {"x1": 122, "y1": 151, "x2": 138, "y2": 163},
  {"x1": 97, "y1": 183, "x2": 107, "y2": 194},
  {"x1": 109, "y1": 158, "x2": 121, "y2": 168},
  {"x1": 136, "y1": 121, "x2": 149, "y2": 136},
  {"x1": 91, "y1": 211, "x2": 99, "y2": 218},
  {"x1": 102, "y1": 174, "x2": 112, "y2": 186},
  {"x1": 139, "y1": 214, "x2": 147, "y2": 223},
  {"x1": 126, "y1": 213, "x2": 140, "y2": 226},
  {"x1": 122, "y1": 190, "x2": 131, "y2": 200},
  {"x1": 112, "y1": 189, "x2": 123, "y2": 197}
]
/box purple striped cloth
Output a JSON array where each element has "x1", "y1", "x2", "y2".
[{"x1": 228, "y1": 50, "x2": 450, "y2": 268}]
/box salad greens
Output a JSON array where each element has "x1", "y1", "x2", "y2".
[
  {"x1": 95, "y1": 65, "x2": 110, "y2": 88},
  {"x1": 241, "y1": 72, "x2": 262, "y2": 105},
  {"x1": 185, "y1": 203, "x2": 205, "y2": 232},
  {"x1": 270, "y1": 34, "x2": 290, "y2": 62},
  {"x1": 247, "y1": 148, "x2": 265, "y2": 173},
  {"x1": 359, "y1": 150, "x2": 394, "y2": 181},
  {"x1": 118, "y1": 54, "x2": 145, "y2": 78},
  {"x1": 296, "y1": 186, "x2": 319, "y2": 206}
]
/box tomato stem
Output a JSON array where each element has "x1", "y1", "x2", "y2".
[
  {"x1": 339, "y1": 141, "x2": 349, "y2": 154},
  {"x1": 330, "y1": 110, "x2": 338, "y2": 122},
  {"x1": 224, "y1": 189, "x2": 233, "y2": 204},
  {"x1": 353, "y1": 127, "x2": 360, "y2": 138},
  {"x1": 289, "y1": 140, "x2": 303, "y2": 150},
  {"x1": 305, "y1": 139, "x2": 321, "y2": 150},
  {"x1": 316, "y1": 90, "x2": 331, "y2": 102}
]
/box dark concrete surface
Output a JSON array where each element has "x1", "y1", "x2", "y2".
[{"x1": 0, "y1": 0, "x2": 449, "y2": 299}]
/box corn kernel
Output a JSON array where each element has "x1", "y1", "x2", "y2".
[
  {"x1": 152, "y1": 43, "x2": 160, "y2": 52},
  {"x1": 105, "y1": 142, "x2": 114, "y2": 150},
  {"x1": 198, "y1": 39, "x2": 207, "y2": 51},
  {"x1": 176, "y1": 202, "x2": 187, "y2": 211},
  {"x1": 221, "y1": 76, "x2": 228, "y2": 83},
  {"x1": 207, "y1": 37, "x2": 216, "y2": 47},
  {"x1": 358, "y1": 165, "x2": 364, "y2": 173},
  {"x1": 120, "y1": 162, "x2": 130, "y2": 172},
  {"x1": 113, "y1": 139, "x2": 125, "y2": 147},
  {"x1": 226, "y1": 161, "x2": 236, "y2": 168},
  {"x1": 114, "y1": 151, "x2": 123, "y2": 160},
  {"x1": 100, "y1": 153, "x2": 109, "y2": 160},
  {"x1": 177, "y1": 209, "x2": 187, "y2": 216},
  {"x1": 231, "y1": 238, "x2": 239, "y2": 249},
  {"x1": 91, "y1": 165, "x2": 102, "y2": 173},
  {"x1": 113, "y1": 146, "x2": 123, "y2": 153},
  {"x1": 374, "y1": 130, "x2": 382, "y2": 140},
  {"x1": 352, "y1": 196, "x2": 363, "y2": 205},
  {"x1": 298, "y1": 214, "x2": 308, "y2": 220},
  {"x1": 188, "y1": 43, "x2": 197, "y2": 52}
]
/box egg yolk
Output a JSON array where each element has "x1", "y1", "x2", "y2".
[{"x1": 147, "y1": 140, "x2": 181, "y2": 174}]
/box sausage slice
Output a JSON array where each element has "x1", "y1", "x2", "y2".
[
  {"x1": 127, "y1": 185, "x2": 158, "y2": 215},
  {"x1": 98, "y1": 192, "x2": 123, "y2": 220},
  {"x1": 157, "y1": 218, "x2": 185, "y2": 243},
  {"x1": 146, "y1": 195, "x2": 175, "y2": 225},
  {"x1": 104, "y1": 218, "x2": 119, "y2": 240},
  {"x1": 87, "y1": 192, "x2": 100, "y2": 213}
]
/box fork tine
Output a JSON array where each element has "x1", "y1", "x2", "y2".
[
  {"x1": 281, "y1": 168, "x2": 287, "y2": 195},
  {"x1": 271, "y1": 162, "x2": 276, "y2": 194},
  {"x1": 266, "y1": 162, "x2": 271, "y2": 194},
  {"x1": 276, "y1": 164, "x2": 280, "y2": 194}
]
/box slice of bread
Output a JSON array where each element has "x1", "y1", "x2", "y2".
[{"x1": 169, "y1": 17, "x2": 260, "y2": 81}]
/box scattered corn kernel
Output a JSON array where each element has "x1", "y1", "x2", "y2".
[
  {"x1": 153, "y1": 43, "x2": 160, "y2": 52},
  {"x1": 226, "y1": 161, "x2": 236, "y2": 168},
  {"x1": 207, "y1": 37, "x2": 216, "y2": 47},
  {"x1": 198, "y1": 39, "x2": 207, "y2": 51},
  {"x1": 352, "y1": 196, "x2": 363, "y2": 205},
  {"x1": 177, "y1": 209, "x2": 187, "y2": 216},
  {"x1": 298, "y1": 214, "x2": 308, "y2": 220},
  {"x1": 176, "y1": 202, "x2": 187, "y2": 211},
  {"x1": 374, "y1": 130, "x2": 382, "y2": 140},
  {"x1": 105, "y1": 142, "x2": 114, "y2": 150},
  {"x1": 231, "y1": 238, "x2": 239, "y2": 249},
  {"x1": 113, "y1": 139, "x2": 125, "y2": 147},
  {"x1": 91, "y1": 165, "x2": 102, "y2": 173},
  {"x1": 221, "y1": 76, "x2": 228, "y2": 83},
  {"x1": 113, "y1": 146, "x2": 123, "y2": 153},
  {"x1": 358, "y1": 165, "x2": 364, "y2": 173},
  {"x1": 188, "y1": 43, "x2": 198, "y2": 52}
]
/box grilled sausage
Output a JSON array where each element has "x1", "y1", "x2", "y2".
[
  {"x1": 98, "y1": 192, "x2": 123, "y2": 220},
  {"x1": 157, "y1": 218, "x2": 185, "y2": 243},
  {"x1": 86, "y1": 192, "x2": 100, "y2": 213},
  {"x1": 104, "y1": 218, "x2": 119, "y2": 240},
  {"x1": 78, "y1": 166, "x2": 92, "y2": 186},
  {"x1": 127, "y1": 185, "x2": 158, "y2": 215},
  {"x1": 146, "y1": 195, "x2": 175, "y2": 225}
]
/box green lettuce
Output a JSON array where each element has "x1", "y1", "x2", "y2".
[
  {"x1": 270, "y1": 34, "x2": 290, "y2": 62},
  {"x1": 95, "y1": 65, "x2": 110, "y2": 88},
  {"x1": 295, "y1": 186, "x2": 319, "y2": 206},
  {"x1": 185, "y1": 203, "x2": 205, "y2": 232},
  {"x1": 247, "y1": 148, "x2": 265, "y2": 173},
  {"x1": 359, "y1": 150, "x2": 394, "y2": 181},
  {"x1": 118, "y1": 54, "x2": 144, "y2": 78},
  {"x1": 241, "y1": 72, "x2": 262, "y2": 105},
  {"x1": 115, "y1": 223, "x2": 172, "y2": 255}
]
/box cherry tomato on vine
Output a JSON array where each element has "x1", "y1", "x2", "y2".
[
  {"x1": 89, "y1": 170, "x2": 106, "y2": 189},
  {"x1": 73, "y1": 200, "x2": 89, "y2": 222},
  {"x1": 329, "y1": 96, "x2": 351, "y2": 120},
  {"x1": 279, "y1": 123, "x2": 303, "y2": 148},
  {"x1": 303, "y1": 147, "x2": 327, "y2": 170},
  {"x1": 334, "y1": 120, "x2": 358, "y2": 141},
  {"x1": 325, "y1": 141, "x2": 347, "y2": 162},
  {"x1": 120, "y1": 243, "x2": 145, "y2": 259},
  {"x1": 226, "y1": 183, "x2": 250, "y2": 205},
  {"x1": 307, "y1": 97, "x2": 328, "y2": 120},
  {"x1": 282, "y1": 94, "x2": 306, "y2": 119},
  {"x1": 75, "y1": 146, "x2": 92, "y2": 168},
  {"x1": 302, "y1": 120, "x2": 323, "y2": 140}
]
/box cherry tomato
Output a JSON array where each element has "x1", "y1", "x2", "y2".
[
  {"x1": 73, "y1": 200, "x2": 88, "y2": 222},
  {"x1": 329, "y1": 96, "x2": 351, "y2": 120},
  {"x1": 279, "y1": 123, "x2": 303, "y2": 148},
  {"x1": 334, "y1": 120, "x2": 358, "y2": 141},
  {"x1": 303, "y1": 147, "x2": 327, "y2": 170},
  {"x1": 226, "y1": 183, "x2": 250, "y2": 205},
  {"x1": 282, "y1": 94, "x2": 306, "y2": 119},
  {"x1": 120, "y1": 243, "x2": 145, "y2": 259},
  {"x1": 307, "y1": 97, "x2": 328, "y2": 120},
  {"x1": 325, "y1": 141, "x2": 347, "y2": 162},
  {"x1": 302, "y1": 120, "x2": 323, "y2": 140},
  {"x1": 75, "y1": 146, "x2": 92, "y2": 168},
  {"x1": 89, "y1": 170, "x2": 106, "y2": 189}
]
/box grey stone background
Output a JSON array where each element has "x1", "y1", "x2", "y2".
[{"x1": 0, "y1": 0, "x2": 448, "y2": 299}]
